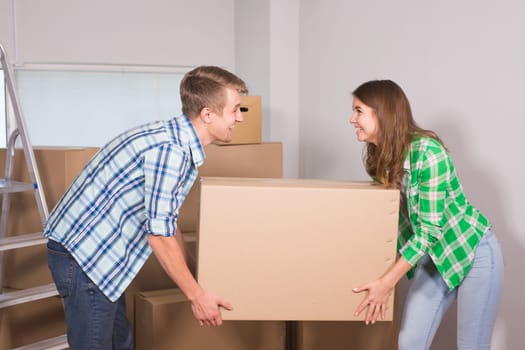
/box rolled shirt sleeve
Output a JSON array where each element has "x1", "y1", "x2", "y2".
[
  {"x1": 400, "y1": 143, "x2": 449, "y2": 266},
  {"x1": 143, "y1": 143, "x2": 188, "y2": 236}
]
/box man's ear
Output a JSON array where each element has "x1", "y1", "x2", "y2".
[{"x1": 199, "y1": 107, "x2": 213, "y2": 124}]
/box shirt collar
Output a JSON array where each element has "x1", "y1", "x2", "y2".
[
  {"x1": 173, "y1": 115, "x2": 205, "y2": 167},
  {"x1": 403, "y1": 151, "x2": 410, "y2": 171}
]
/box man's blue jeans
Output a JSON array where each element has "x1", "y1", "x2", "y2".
[
  {"x1": 47, "y1": 239, "x2": 133, "y2": 350},
  {"x1": 398, "y1": 229, "x2": 504, "y2": 350}
]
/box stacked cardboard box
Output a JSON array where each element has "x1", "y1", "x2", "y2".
[
  {"x1": 214, "y1": 95, "x2": 262, "y2": 145},
  {"x1": 178, "y1": 141, "x2": 282, "y2": 232},
  {"x1": 0, "y1": 147, "x2": 98, "y2": 289},
  {"x1": 135, "y1": 288, "x2": 286, "y2": 350},
  {"x1": 0, "y1": 296, "x2": 66, "y2": 350},
  {"x1": 0, "y1": 147, "x2": 98, "y2": 348},
  {"x1": 293, "y1": 292, "x2": 404, "y2": 350}
]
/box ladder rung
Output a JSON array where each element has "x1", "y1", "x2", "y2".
[
  {"x1": 0, "y1": 283, "x2": 59, "y2": 308},
  {"x1": 0, "y1": 232, "x2": 47, "y2": 251},
  {"x1": 0, "y1": 178, "x2": 36, "y2": 193},
  {"x1": 13, "y1": 334, "x2": 68, "y2": 350}
]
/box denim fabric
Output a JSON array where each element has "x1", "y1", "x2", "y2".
[
  {"x1": 47, "y1": 239, "x2": 133, "y2": 350},
  {"x1": 398, "y1": 229, "x2": 504, "y2": 350}
]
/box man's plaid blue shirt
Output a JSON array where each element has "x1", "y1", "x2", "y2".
[{"x1": 44, "y1": 115, "x2": 204, "y2": 302}]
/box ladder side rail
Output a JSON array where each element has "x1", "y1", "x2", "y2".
[
  {"x1": 0, "y1": 129, "x2": 20, "y2": 237},
  {"x1": 0, "y1": 55, "x2": 22, "y2": 289},
  {"x1": 0, "y1": 43, "x2": 63, "y2": 349},
  {"x1": 0, "y1": 44, "x2": 49, "y2": 224}
]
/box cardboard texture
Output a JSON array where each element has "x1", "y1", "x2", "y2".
[
  {"x1": 214, "y1": 95, "x2": 262, "y2": 145},
  {"x1": 294, "y1": 291, "x2": 405, "y2": 350},
  {"x1": 126, "y1": 143, "x2": 282, "y2": 328},
  {"x1": 178, "y1": 142, "x2": 283, "y2": 233},
  {"x1": 135, "y1": 288, "x2": 285, "y2": 350},
  {"x1": 295, "y1": 321, "x2": 399, "y2": 350},
  {"x1": 0, "y1": 147, "x2": 98, "y2": 289},
  {"x1": 197, "y1": 178, "x2": 400, "y2": 321},
  {"x1": 0, "y1": 295, "x2": 66, "y2": 350}
]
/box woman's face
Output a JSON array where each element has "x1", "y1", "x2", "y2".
[{"x1": 350, "y1": 97, "x2": 380, "y2": 145}]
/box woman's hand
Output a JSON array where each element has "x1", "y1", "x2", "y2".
[{"x1": 353, "y1": 278, "x2": 394, "y2": 325}]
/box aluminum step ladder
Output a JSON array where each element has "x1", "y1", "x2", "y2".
[{"x1": 0, "y1": 43, "x2": 68, "y2": 350}]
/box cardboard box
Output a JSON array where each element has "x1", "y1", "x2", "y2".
[
  {"x1": 197, "y1": 178, "x2": 400, "y2": 321},
  {"x1": 293, "y1": 290, "x2": 405, "y2": 350},
  {"x1": 0, "y1": 295, "x2": 66, "y2": 350},
  {"x1": 214, "y1": 95, "x2": 261, "y2": 145},
  {"x1": 126, "y1": 143, "x2": 282, "y2": 328},
  {"x1": 0, "y1": 147, "x2": 98, "y2": 289},
  {"x1": 178, "y1": 142, "x2": 283, "y2": 232},
  {"x1": 135, "y1": 288, "x2": 285, "y2": 350},
  {"x1": 294, "y1": 320, "x2": 399, "y2": 350}
]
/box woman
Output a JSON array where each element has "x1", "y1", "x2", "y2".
[{"x1": 350, "y1": 80, "x2": 504, "y2": 350}]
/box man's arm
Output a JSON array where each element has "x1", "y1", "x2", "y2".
[
  {"x1": 174, "y1": 228, "x2": 196, "y2": 276},
  {"x1": 148, "y1": 233, "x2": 232, "y2": 326}
]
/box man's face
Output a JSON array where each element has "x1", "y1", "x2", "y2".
[{"x1": 208, "y1": 88, "x2": 243, "y2": 143}]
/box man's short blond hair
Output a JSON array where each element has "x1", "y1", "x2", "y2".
[{"x1": 180, "y1": 66, "x2": 248, "y2": 118}]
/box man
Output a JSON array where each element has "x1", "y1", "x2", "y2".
[{"x1": 44, "y1": 66, "x2": 247, "y2": 349}]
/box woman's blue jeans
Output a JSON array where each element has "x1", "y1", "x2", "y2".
[
  {"x1": 398, "y1": 229, "x2": 504, "y2": 350},
  {"x1": 47, "y1": 239, "x2": 133, "y2": 350}
]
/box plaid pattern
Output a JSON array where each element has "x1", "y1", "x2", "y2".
[
  {"x1": 398, "y1": 137, "x2": 490, "y2": 290},
  {"x1": 44, "y1": 116, "x2": 204, "y2": 302}
]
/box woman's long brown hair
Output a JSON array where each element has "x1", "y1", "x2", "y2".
[{"x1": 352, "y1": 80, "x2": 444, "y2": 188}]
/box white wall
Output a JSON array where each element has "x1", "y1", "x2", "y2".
[
  {"x1": 13, "y1": 0, "x2": 234, "y2": 68},
  {"x1": 0, "y1": 0, "x2": 235, "y2": 147},
  {"x1": 234, "y1": 0, "x2": 300, "y2": 178},
  {"x1": 268, "y1": 0, "x2": 300, "y2": 178},
  {"x1": 234, "y1": 0, "x2": 270, "y2": 141},
  {"x1": 0, "y1": 0, "x2": 13, "y2": 56},
  {"x1": 299, "y1": 1, "x2": 525, "y2": 349}
]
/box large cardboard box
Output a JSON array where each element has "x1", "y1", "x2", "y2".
[
  {"x1": 197, "y1": 178, "x2": 400, "y2": 321},
  {"x1": 214, "y1": 95, "x2": 261, "y2": 145},
  {"x1": 0, "y1": 147, "x2": 98, "y2": 289},
  {"x1": 126, "y1": 143, "x2": 282, "y2": 327},
  {"x1": 135, "y1": 288, "x2": 285, "y2": 350},
  {"x1": 178, "y1": 142, "x2": 283, "y2": 233},
  {"x1": 0, "y1": 295, "x2": 66, "y2": 350}
]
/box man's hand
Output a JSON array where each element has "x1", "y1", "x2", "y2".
[
  {"x1": 190, "y1": 290, "x2": 233, "y2": 326},
  {"x1": 148, "y1": 234, "x2": 232, "y2": 326}
]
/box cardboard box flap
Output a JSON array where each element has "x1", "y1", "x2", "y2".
[
  {"x1": 135, "y1": 288, "x2": 286, "y2": 350},
  {"x1": 138, "y1": 288, "x2": 186, "y2": 305},
  {"x1": 200, "y1": 177, "x2": 388, "y2": 190}
]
